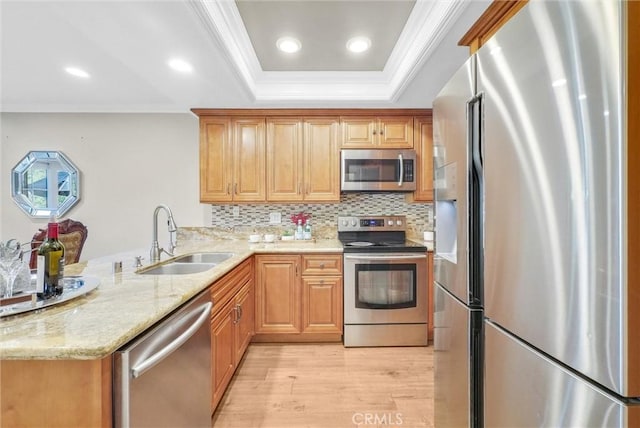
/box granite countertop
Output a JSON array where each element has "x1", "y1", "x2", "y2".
[{"x1": 0, "y1": 239, "x2": 343, "y2": 361}]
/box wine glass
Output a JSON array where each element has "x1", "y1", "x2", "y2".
[{"x1": 0, "y1": 240, "x2": 23, "y2": 299}]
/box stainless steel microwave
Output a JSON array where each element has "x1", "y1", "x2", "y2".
[{"x1": 341, "y1": 149, "x2": 417, "y2": 192}]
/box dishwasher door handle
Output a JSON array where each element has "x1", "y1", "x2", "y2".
[{"x1": 131, "y1": 301, "x2": 212, "y2": 379}]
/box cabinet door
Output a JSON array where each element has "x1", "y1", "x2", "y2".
[
  {"x1": 378, "y1": 116, "x2": 414, "y2": 148},
  {"x1": 302, "y1": 276, "x2": 343, "y2": 334},
  {"x1": 266, "y1": 118, "x2": 303, "y2": 201},
  {"x1": 235, "y1": 280, "x2": 254, "y2": 365},
  {"x1": 341, "y1": 117, "x2": 376, "y2": 147},
  {"x1": 211, "y1": 299, "x2": 236, "y2": 411},
  {"x1": 413, "y1": 116, "x2": 434, "y2": 201},
  {"x1": 255, "y1": 255, "x2": 301, "y2": 334},
  {"x1": 233, "y1": 118, "x2": 266, "y2": 201},
  {"x1": 200, "y1": 118, "x2": 232, "y2": 202},
  {"x1": 303, "y1": 118, "x2": 340, "y2": 202}
]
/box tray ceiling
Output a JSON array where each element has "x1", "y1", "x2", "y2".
[{"x1": 0, "y1": 0, "x2": 491, "y2": 112}]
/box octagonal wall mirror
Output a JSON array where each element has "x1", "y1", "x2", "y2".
[{"x1": 11, "y1": 151, "x2": 81, "y2": 218}]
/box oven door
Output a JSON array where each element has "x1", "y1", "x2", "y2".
[{"x1": 343, "y1": 253, "x2": 427, "y2": 324}]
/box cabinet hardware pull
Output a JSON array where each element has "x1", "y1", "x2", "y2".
[
  {"x1": 372, "y1": 130, "x2": 377, "y2": 135},
  {"x1": 234, "y1": 183, "x2": 238, "y2": 194},
  {"x1": 380, "y1": 129, "x2": 384, "y2": 135},
  {"x1": 295, "y1": 264, "x2": 299, "y2": 276},
  {"x1": 237, "y1": 304, "x2": 243, "y2": 321},
  {"x1": 319, "y1": 263, "x2": 325, "y2": 269},
  {"x1": 227, "y1": 183, "x2": 231, "y2": 195}
]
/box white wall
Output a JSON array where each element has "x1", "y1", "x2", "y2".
[{"x1": 0, "y1": 113, "x2": 209, "y2": 260}]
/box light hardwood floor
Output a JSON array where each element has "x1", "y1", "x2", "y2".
[{"x1": 212, "y1": 343, "x2": 434, "y2": 428}]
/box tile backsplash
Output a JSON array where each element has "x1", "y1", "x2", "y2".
[{"x1": 179, "y1": 194, "x2": 432, "y2": 241}]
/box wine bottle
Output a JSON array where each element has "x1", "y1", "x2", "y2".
[{"x1": 36, "y1": 221, "x2": 65, "y2": 299}]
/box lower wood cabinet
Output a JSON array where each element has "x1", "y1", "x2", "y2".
[
  {"x1": 235, "y1": 281, "x2": 254, "y2": 362},
  {"x1": 254, "y1": 254, "x2": 301, "y2": 334},
  {"x1": 1, "y1": 358, "x2": 112, "y2": 427},
  {"x1": 211, "y1": 298, "x2": 236, "y2": 410},
  {"x1": 254, "y1": 254, "x2": 343, "y2": 342},
  {"x1": 210, "y1": 257, "x2": 254, "y2": 412},
  {"x1": 302, "y1": 276, "x2": 342, "y2": 334}
]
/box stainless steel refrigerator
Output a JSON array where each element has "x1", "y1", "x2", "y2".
[{"x1": 433, "y1": 1, "x2": 640, "y2": 426}]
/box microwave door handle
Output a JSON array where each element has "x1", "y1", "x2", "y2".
[{"x1": 398, "y1": 154, "x2": 404, "y2": 187}]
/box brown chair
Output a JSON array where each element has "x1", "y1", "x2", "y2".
[{"x1": 29, "y1": 219, "x2": 88, "y2": 269}]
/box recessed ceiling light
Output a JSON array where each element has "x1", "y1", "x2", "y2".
[
  {"x1": 276, "y1": 37, "x2": 301, "y2": 53},
  {"x1": 346, "y1": 37, "x2": 371, "y2": 53},
  {"x1": 168, "y1": 58, "x2": 193, "y2": 73},
  {"x1": 64, "y1": 67, "x2": 90, "y2": 79}
]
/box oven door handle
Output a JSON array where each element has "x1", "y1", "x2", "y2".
[{"x1": 345, "y1": 254, "x2": 427, "y2": 261}]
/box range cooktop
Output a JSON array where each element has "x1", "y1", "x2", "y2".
[{"x1": 337, "y1": 216, "x2": 426, "y2": 253}]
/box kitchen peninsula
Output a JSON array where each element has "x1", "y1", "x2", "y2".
[{"x1": 0, "y1": 239, "x2": 343, "y2": 427}]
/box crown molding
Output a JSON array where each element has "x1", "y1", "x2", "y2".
[{"x1": 190, "y1": 0, "x2": 470, "y2": 102}]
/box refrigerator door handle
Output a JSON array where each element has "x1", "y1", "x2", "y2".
[
  {"x1": 470, "y1": 94, "x2": 484, "y2": 172},
  {"x1": 467, "y1": 94, "x2": 484, "y2": 305}
]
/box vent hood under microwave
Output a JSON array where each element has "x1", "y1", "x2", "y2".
[{"x1": 341, "y1": 149, "x2": 417, "y2": 192}]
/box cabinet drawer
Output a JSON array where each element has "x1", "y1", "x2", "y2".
[
  {"x1": 211, "y1": 257, "x2": 252, "y2": 314},
  {"x1": 301, "y1": 255, "x2": 342, "y2": 275}
]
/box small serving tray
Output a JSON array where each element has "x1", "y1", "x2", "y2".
[{"x1": 0, "y1": 276, "x2": 100, "y2": 318}]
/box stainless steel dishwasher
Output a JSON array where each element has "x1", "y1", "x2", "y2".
[{"x1": 114, "y1": 290, "x2": 212, "y2": 427}]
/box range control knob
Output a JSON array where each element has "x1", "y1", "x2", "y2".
[
  {"x1": 351, "y1": 219, "x2": 357, "y2": 227},
  {"x1": 342, "y1": 219, "x2": 348, "y2": 226},
  {"x1": 387, "y1": 220, "x2": 394, "y2": 226},
  {"x1": 396, "y1": 220, "x2": 403, "y2": 226}
]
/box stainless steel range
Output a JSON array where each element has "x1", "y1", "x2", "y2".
[{"x1": 339, "y1": 215, "x2": 428, "y2": 347}]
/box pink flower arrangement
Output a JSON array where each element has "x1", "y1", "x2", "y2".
[{"x1": 290, "y1": 212, "x2": 311, "y2": 225}]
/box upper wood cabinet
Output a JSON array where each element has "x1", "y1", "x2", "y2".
[
  {"x1": 199, "y1": 117, "x2": 266, "y2": 202},
  {"x1": 341, "y1": 116, "x2": 414, "y2": 148},
  {"x1": 194, "y1": 109, "x2": 430, "y2": 203},
  {"x1": 266, "y1": 118, "x2": 302, "y2": 201},
  {"x1": 411, "y1": 115, "x2": 434, "y2": 202},
  {"x1": 266, "y1": 117, "x2": 340, "y2": 202},
  {"x1": 458, "y1": 0, "x2": 528, "y2": 54}
]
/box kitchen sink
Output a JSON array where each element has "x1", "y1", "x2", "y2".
[
  {"x1": 137, "y1": 252, "x2": 234, "y2": 275},
  {"x1": 138, "y1": 263, "x2": 216, "y2": 275},
  {"x1": 173, "y1": 252, "x2": 234, "y2": 264}
]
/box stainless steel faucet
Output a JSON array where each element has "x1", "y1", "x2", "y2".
[{"x1": 150, "y1": 204, "x2": 178, "y2": 263}]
